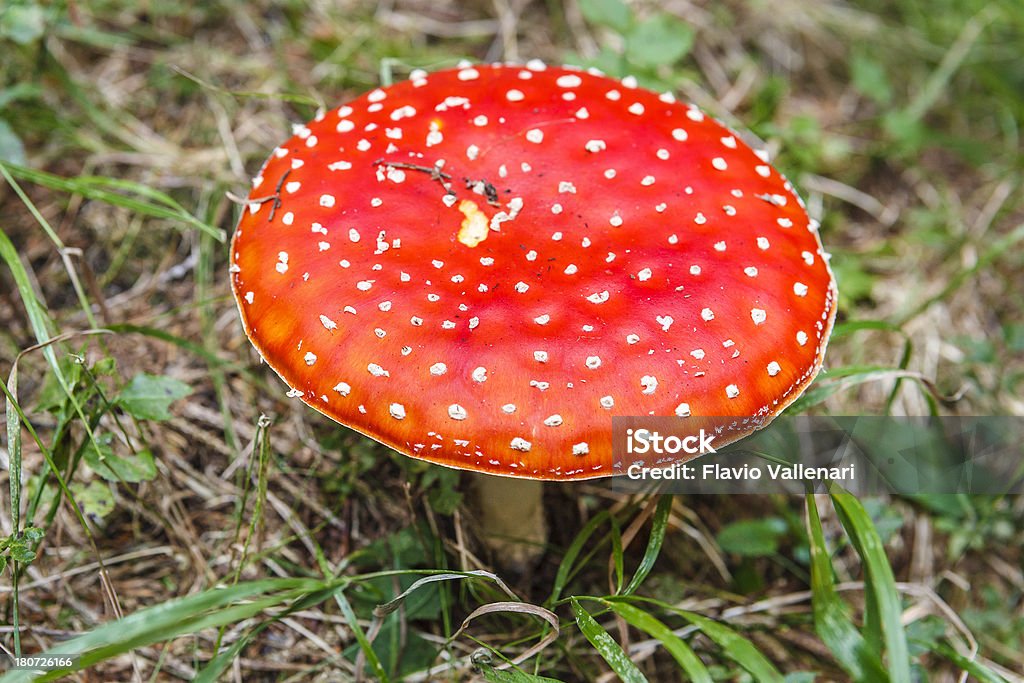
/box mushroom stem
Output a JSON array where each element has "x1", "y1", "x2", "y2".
[{"x1": 471, "y1": 473, "x2": 547, "y2": 570}]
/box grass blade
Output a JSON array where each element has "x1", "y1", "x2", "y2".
[
  {"x1": 569, "y1": 598, "x2": 648, "y2": 683},
  {"x1": 671, "y1": 609, "x2": 784, "y2": 683},
  {"x1": 0, "y1": 578, "x2": 343, "y2": 683},
  {"x1": 0, "y1": 161, "x2": 224, "y2": 242},
  {"x1": 602, "y1": 600, "x2": 712, "y2": 683},
  {"x1": 547, "y1": 510, "x2": 610, "y2": 605},
  {"x1": 622, "y1": 495, "x2": 671, "y2": 596},
  {"x1": 830, "y1": 489, "x2": 911, "y2": 683},
  {"x1": 805, "y1": 494, "x2": 888, "y2": 680}
]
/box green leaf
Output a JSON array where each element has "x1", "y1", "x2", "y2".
[
  {"x1": 547, "y1": 510, "x2": 609, "y2": 605},
  {"x1": 0, "y1": 162, "x2": 225, "y2": 242},
  {"x1": 716, "y1": 517, "x2": 788, "y2": 558},
  {"x1": 625, "y1": 15, "x2": 694, "y2": 68},
  {"x1": 830, "y1": 489, "x2": 911, "y2": 683},
  {"x1": 0, "y1": 577, "x2": 344, "y2": 682},
  {"x1": 476, "y1": 660, "x2": 565, "y2": 683},
  {"x1": 805, "y1": 494, "x2": 887, "y2": 680},
  {"x1": 603, "y1": 600, "x2": 711, "y2": 683},
  {"x1": 116, "y1": 373, "x2": 192, "y2": 421},
  {"x1": 83, "y1": 436, "x2": 157, "y2": 483},
  {"x1": 673, "y1": 609, "x2": 785, "y2": 682},
  {"x1": 579, "y1": 0, "x2": 632, "y2": 33},
  {"x1": 0, "y1": 119, "x2": 26, "y2": 165},
  {"x1": 850, "y1": 53, "x2": 892, "y2": 105},
  {"x1": 623, "y1": 495, "x2": 672, "y2": 595},
  {"x1": 68, "y1": 480, "x2": 116, "y2": 519},
  {"x1": 0, "y1": 3, "x2": 46, "y2": 45},
  {"x1": 932, "y1": 642, "x2": 1008, "y2": 683},
  {"x1": 570, "y1": 598, "x2": 648, "y2": 683}
]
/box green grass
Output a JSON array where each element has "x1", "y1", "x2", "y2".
[{"x1": 1, "y1": 0, "x2": 1023, "y2": 680}]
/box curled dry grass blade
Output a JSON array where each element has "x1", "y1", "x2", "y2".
[{"x1": 452, "y1": 601, "x2": 559, "y2": 668}]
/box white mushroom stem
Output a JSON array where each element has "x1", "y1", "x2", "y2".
[{"x1": 471, "y1": 473, "x2": 547, "y2": 569}]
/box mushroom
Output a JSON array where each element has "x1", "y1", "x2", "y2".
[{"x1": 230, "y1": 62, "x2": 837, "y2": 561}]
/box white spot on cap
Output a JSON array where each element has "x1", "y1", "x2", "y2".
[
  {"x1": 767, "y1": 361, "x2": 781, "y2": 376},
  {"x1": 333, "y1": 382, "x2": 351, "y2": 396},
  {"x1": 778, "y1": 217, "x2": 794, "y2": 228},
  {"x1": 515, "y1": 281, "x2": 530, "y2": 293},
  {"x1": 458, "y1": 67, "x2": 480, "y2": 80},
  {"x1": 726, "y1": 384, "x2": 740, "y2": 398},
  {"x1": 320, "y1": 315, "x2": 337, "y2": 330},
  {"x1": 600, "y1": 396, "x2": 615, "y2": 409},
  {"x1": 690, "y1": 349, "x2": 705, "y2": 360},
  {"x1": 757, "y1": 237, "x2": 770, "y2": 250},
  {"x1": 390, "y1": 403, "x2": 406, "y2": 420},
  {"x1": 510, "y1": 437, "x2": 532, "y2": 452},
  {"x1": 656, "y1": 315, "x2": 674, "y2": 331},
  {"x1": 502, "y1": 404, "x2": 516, "y2": 414},
  {"x1": 586, "y1": 290, "x2": 610, "y2": 304},
  {"x1": 641, "y1": 175, "x2": 655, "y2": 186},
  {"x1": 526, "y1": 129, "x2": 544, "y2": 143},
  {"x1": 690, "y1": 265, "x2": 701, "y2": 275},
  {"x1": 675, "y1": 403, "x2": 691, "y2": 417},
  {"x1": 609, "y1": 213, "x2": 623, "y2": 227},
  {"x1": 573, "y1": 442, "x2": 589, "y2": 456},
  {"x1": 534, "y1": 314, "x2": 551, "y2": 325},
  {"x1": 349, "y1": 228, "x2": 361, "y2": 242},
  {"x1": 745, "y1": 266, "x2": 758, "y2": 277},
  {"x1": 794, "y1": 282, "x2": 809, "y2": 296},
  {"x1": 544, "y1": 414, "x2": 564, "y2": 427},
  {"x1": 534, "y1": 351, "x2": 549, "y2": 363},
  {"x1": 797, "y1": 331, "x2": 808, "y2": 346},
  {"x1": 328, "y1": 160, "x2": 352, "y2": 171},
  {"x1": 751, "y1": 308, "x2": 767, "y2": 325},
  {"x1": 712, "y1": 157, "x2": 728, "y2": 171},
  {"x1": 585, "y1": 139, "x2": 607, "y2": 153},
  {"x1": 701, "y1": 308, "x2": 715, "y2": 321},
  {"x1": 640, "y1": 375, "x2": 658, "y2": 394},
  {"x1": 304, "y1": 352, "x2": 317, "y2": 366},
  {"x1": 506, "y1": 89, "x2": 525, "y2": 102},
  {"x1": 472, "y1": 366, "x2": 488, "y2": 382},
  {"x1": 557, "y1": 74, "x2": 582, "y2": 87},
  {"x1": 672, "y1": 128, "x2": 688, "y2": 141},
  {"x1": 628, "y1": 102, "x2": 645, "y2": 115},
  {"x1": 586, "y1": 356, "x2": 602, "y2": 369},
  {"x1": 756, "y1": 165, "x2": 771, "y2": 177},
  {"x1": 626, "y1": 334, "x2": 640, "y2": 344},
  {"x1": 368, "y1": 363, "x2": 389, "y2": 377}
]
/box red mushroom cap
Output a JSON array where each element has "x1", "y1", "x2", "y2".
[{"x1": 230, "y1": 62, "x2": 837, "y2": 480}]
